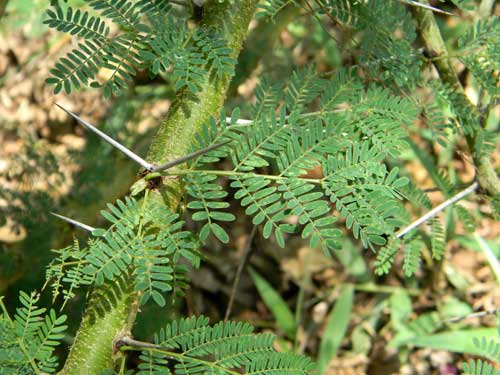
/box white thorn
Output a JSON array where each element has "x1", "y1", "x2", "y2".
[
  {"x1": 51, "y1": 212, "x2": 96, "y2": 232},
  {"x1": 402, "y1": 0, "x2": 455, "y2": 16},
  {"x1": 225, "y1": 117, "x2": 253, "y2": 125},
  {"x1": 56, "y1": 104, "x2": 154, "y2": 171},
  {"x1": 395, "y1": 181, "x2": 479, "y2": 239}
]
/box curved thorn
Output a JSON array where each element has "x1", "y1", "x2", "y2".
[{"x1": 56, "y1": 104, "x2": 154, "y2": 171}]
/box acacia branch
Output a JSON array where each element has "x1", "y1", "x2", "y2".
[
  {"x1": 413, "y1": 2, "x2": 500, "y2": 197},
  {"x1": 57, "y1": 1, "x2": 259, "y2": 373}
]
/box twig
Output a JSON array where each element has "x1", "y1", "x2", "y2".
[
  {"x1": 116, "y1": 335, "x2": 162, "y2": 351},
  {"x1": 395, "y1": 181, "x2": 479, "y2": 238},
  {"x1": 164, "y1": 169, "x2": 323, "y2": 185},
  {"x1": 303, "y1": 0, "x2": 341, "y2": 45},
  {"x1": 413, "y1": 2, "x2": 500, "y2": 198},
  {"x1": 50, "y1": 212, "x2": 96, "y2": 232},
  {"x1": 224, "y1": 226, "x2": 257, "y2": 321},
  {"x1": 225, "y1": 109, "x2": 347, "y2": 129},
  {"x1": 353, "y1": 282, "x2": 421, "y2": 296},
  {"x1": 56, "y1": 104, "x2": 155, "y2": 172},
  {"x1": 294, "y1": 256, "x2": 310, "y2": 352},
  {"x1": 116, "y1": 336, "x2": 242, "y2": 375}
]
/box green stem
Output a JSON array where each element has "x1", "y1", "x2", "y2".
[
  {"x1": 413, "y1": 2, "x2": 500, "y2": 197},
  {"x1": 120, "y1": 345, "x2": 242, "y2": 375},
  {"x1": 165, "y1": 168, "x2": 323, "y2": 184},
  {"x1": 57, "y1": 1, "x2": 258, "y2": 373},
  {"x1": 146, "y1": 0, "x2": 260, "y2": 210}
]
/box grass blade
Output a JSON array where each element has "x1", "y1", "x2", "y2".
[
  {"x1": 249, "y1": 267, "x2": 296, "y2": 339},
  {"x1": 474, "y1": 232, "x2": 500, "y2": 284},
  {"x1": 317, "y1": 284, "x2": 354, "y2": 374},
  {"x1": 403, "y1": 328, "x2": 498, "y2": 355}
]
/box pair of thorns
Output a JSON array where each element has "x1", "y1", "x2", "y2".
[
  {"x1": 51, "y1": 103, "x2": 229, "y2": 229},
  {"x1": 55, "y1": 104, "x2": 228, "y2": 173}
]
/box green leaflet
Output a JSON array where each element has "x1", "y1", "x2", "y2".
[
  {"x1": 374, "y1": 239, "x2": 401, "y2": 275},
  {"x1": 462, "y1": 359, "x2": 500, "y2": 375},
  {"x1": 430, "y1": 217, "x2": 446, "y2": 260},
  {"x1": 403, "y1": 238, "x2": 422, "y2": 277},
  {"x1": 458, "y1": 18, "x2": 500, "y2": 99},
  {"x1": 0, "y1": 292, "x2": 67, "y2": 374},
  {"x1": 322, "y1": 143, "x2": 408, "y2": 249},
  {"x1": 45, "y1": 1, "x2": 235, "y2": 97},
  {"x1": 185, "y1": 173, "x2": 235, "y2": 243},
  {"x1": 181, "y1": 69, "x2": 413, "y2": 252}
]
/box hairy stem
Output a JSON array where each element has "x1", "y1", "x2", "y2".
[
  {"x1": 58, "y1": 1, "x2": 258, "y2": 373},
  {"x1": 414, "y1": 3, "x2": 500, "y2": 197},
  {"x1": 146, "y1": 1, "x2": 259, "y2": 210}
]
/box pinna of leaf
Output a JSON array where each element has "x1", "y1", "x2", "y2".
[{"x1": 56, "y1": 103, "x2": 229, "y2": 177}]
